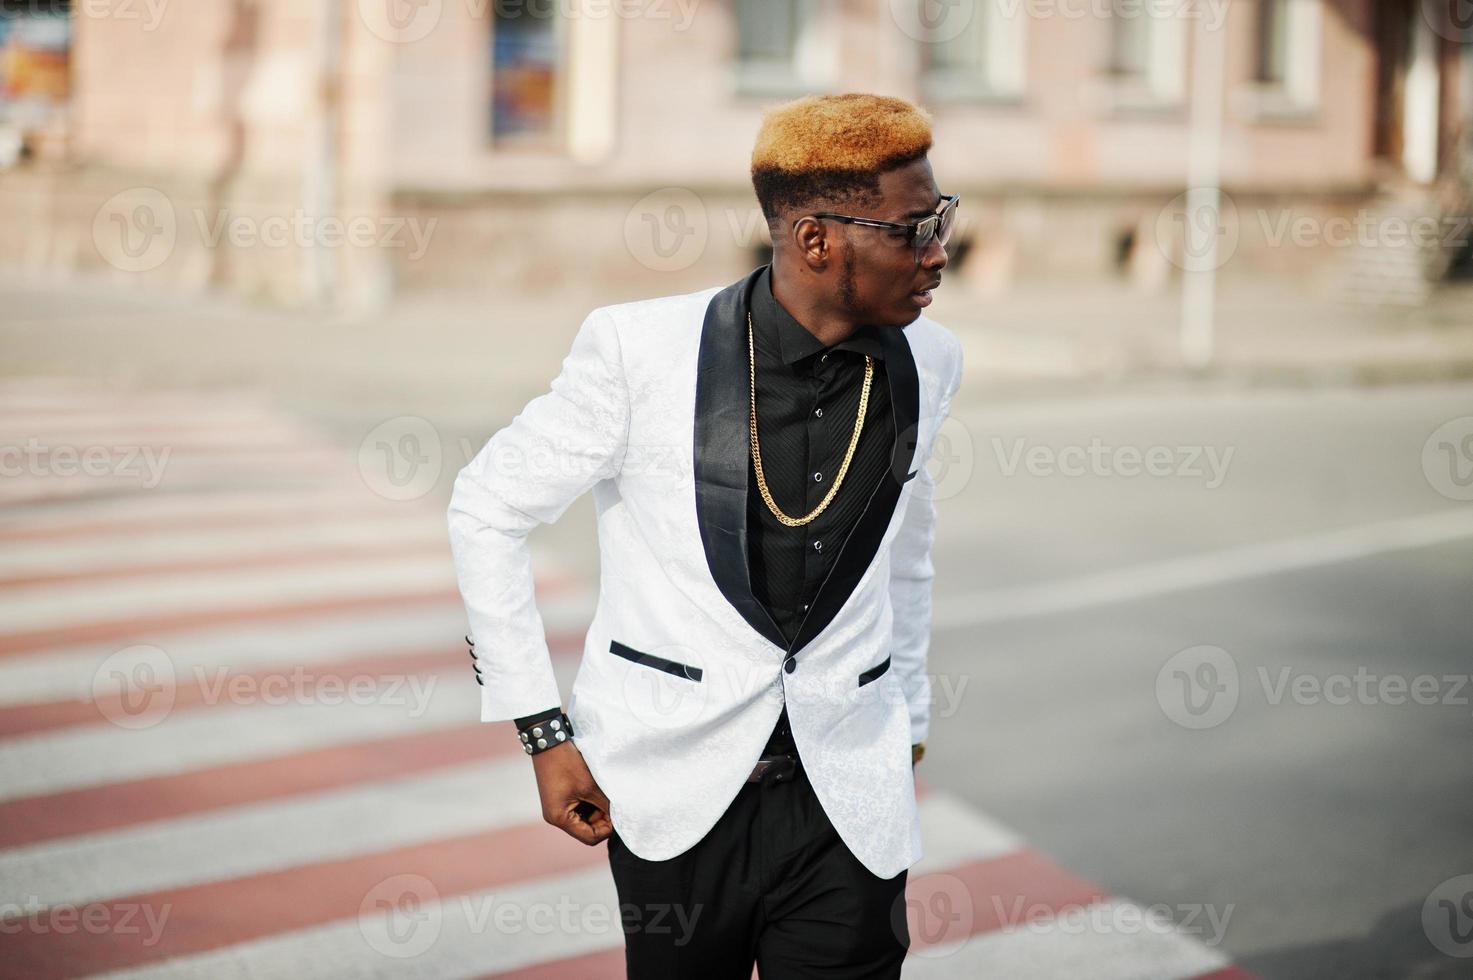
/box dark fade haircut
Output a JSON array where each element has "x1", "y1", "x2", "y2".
[{"x1": 750, "y1": 93, "x2": 934, "y2": 232}]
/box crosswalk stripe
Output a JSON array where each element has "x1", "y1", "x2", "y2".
[
  {"x1": 0, "y1": 517, "x2": 452, "y2": 581},
  {"x1": 0, "y1": 588, "x2": 461, "y2": 657},
  {"x1": 0, "y1": 557, "x2": 458, "y2": 633},
  {"x1": 0, "y1": 724, "x2": 489, "y2": 848},
  {"x1": 903, "y1": 899, "x2": 1230, "y2": 979},
  {"x1": 0, "y1": 647, "x2": 460, "y2": 737},
  {"x1": 0, "y1": 593, "x2": 586, "y2": 707},
  {"x1": 0, "y1": 694, "x2": 473, "y2": 802},
  {"x1": 1, "y1": 760, "x2": 542, "y2": 909},
  {"x1": 0, "y1": 489, "x2": 407, "y2": 541}
]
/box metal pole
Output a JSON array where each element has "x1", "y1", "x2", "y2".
[{"x1": 1179, "y1": 6, "x2": 1227, "y2": 369}]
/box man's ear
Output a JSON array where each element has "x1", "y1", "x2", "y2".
[{"x1": 791, "y1": 216, "x2": 831, "y2": 271}]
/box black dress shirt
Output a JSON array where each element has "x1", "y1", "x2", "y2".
[
  {"x1": 744, "y1": 265, "x2": 895, "y2": 648},
  {"x1": 513, "y1": 265, "x2": 896, "y2": 732}
]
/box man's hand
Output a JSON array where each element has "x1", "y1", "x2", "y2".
[
  {"x1": 911, "y1": 742, "x2": 925, "y2": 767},
  {"x1": 531, "y1": 741, "x2": 612, "y2": 845}
]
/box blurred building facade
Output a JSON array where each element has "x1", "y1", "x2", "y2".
[{"x1": 1, "y1": 0, "x2": 1470, "y2": 308}]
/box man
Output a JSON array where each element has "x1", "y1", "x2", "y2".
[{"x1": 448, "y1": 92, "x2": 961, "y2": 977}]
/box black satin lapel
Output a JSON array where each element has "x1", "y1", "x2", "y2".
[
  {"x1": 788, "y1": 321, "x2": 921, "y2": 655},
  {"x1": 693, "y1": 265, "x2": 789, "y2": 651}
]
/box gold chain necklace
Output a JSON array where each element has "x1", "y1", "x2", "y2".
[{"x1": 748, "y1": 311, "x2": 872, "y2": 528}]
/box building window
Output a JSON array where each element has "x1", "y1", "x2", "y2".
[
  {"x1": 734, "y1": 0, "x2": 826, "y2": 95},
  {"x1": 1236, "y1": 0, "x2": 1320, "y2": 119},
  {"x1": 1097, "y1": 3, "x2": 1185, "y2": 108},
  {"x1": 923, "y1": 2, "x2": 1027, "y2": 101},
  {"x1": 490, "y1": 5, "x2": 564, "y2": 145},
  {"x1": 0, "y1": 0, "x2": 71, "y2": 165},
  {"x1": 1107, "y1": 10, "x2": 1151, "y2": 78},
  {"x1": 1255, "y1": 0, "x2": 1290, "y2": 84}
]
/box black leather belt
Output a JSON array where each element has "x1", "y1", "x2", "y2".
[{"x1": 746, "y1": 752, "x2": 798, "y2": 783}]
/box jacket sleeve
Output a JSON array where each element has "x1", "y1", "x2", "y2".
[
  {"x1": 447, "y1": 307, "x2": 630, "y2": 722},
  {"x1": 888, "y1": 337, "x2": 963, "y2": 744}
]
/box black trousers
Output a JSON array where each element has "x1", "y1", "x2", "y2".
[{"x1": 606, "y1": 708, "x2": 910, "y2": 978}]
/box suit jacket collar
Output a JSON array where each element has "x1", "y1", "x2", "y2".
[{"x1": 693, "y1": 264, "x2": 921, "y2": 656}]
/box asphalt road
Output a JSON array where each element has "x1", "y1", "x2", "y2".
[{"x1": 920, "y1": 383, "x2": 1473, "y2": 980}]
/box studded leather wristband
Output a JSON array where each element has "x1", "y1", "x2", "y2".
[{"x1": 518, "y1": 711, "x2": 574, "y2": 756}]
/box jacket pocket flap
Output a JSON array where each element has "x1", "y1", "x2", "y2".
[
  {"x1": 857, "y1": 654, "x2": 892, "y2": 687},
  {"x1": 609, "y1": 640, "x2": 704, "y2": 682}
]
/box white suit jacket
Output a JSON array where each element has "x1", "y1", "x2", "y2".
[{"x1": 447, "y1": 264, "x2": 963, "y2": 878}]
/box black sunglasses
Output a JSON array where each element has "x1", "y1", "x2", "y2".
[{"x1": 799, "y1": 194, "x2": 959, "y2": 255}]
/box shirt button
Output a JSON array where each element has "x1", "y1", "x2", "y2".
[
  {"x1": 814, "y1": 407, "x2": 823, "y2": 418},
  {"x1": 813, "y1": 540, "x2": 823, "y2": 552},
  {"x1": 812, "y1": 471, "x2": 823, "y2": 483},
  {"x1": 800, "y1": 602, "x2": 810, "y2": 613},
  {"x1": 820, "y1": 353, "x2": 829, "y2": 362}
]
